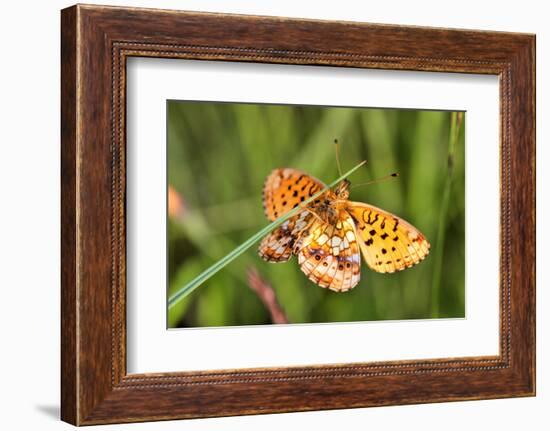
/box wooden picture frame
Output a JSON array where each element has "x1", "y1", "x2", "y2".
[{"x1": 61, "y1": 4, "x2": 535, "y2": 425}]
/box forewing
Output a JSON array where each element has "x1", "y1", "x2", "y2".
[
  {"x1": 347, "y1": 202, "x2": 430, "y2": 273},
  {"x1": 297, "y1": 213, "x2": 361, "y2": 292},
  {"x1": 262, "y1": 168, "x2": 325, "y2": 221}
]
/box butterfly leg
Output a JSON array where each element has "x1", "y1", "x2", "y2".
[{"x1": 303, "y1": 207, "x2": 325, "y2": 224}]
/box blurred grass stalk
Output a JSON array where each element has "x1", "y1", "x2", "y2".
[
  {"x1": 168, "y1": 160, "x2": 367, "y2": 310},
  {"x1": 247, "y1": 267, "x2": 289, "y2": 324},
  {"x1": 430, "y1": 111, "x2": 464, "y2": 317}
]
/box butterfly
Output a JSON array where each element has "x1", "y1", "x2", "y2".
[{"x1": 258, "y1": 167, "x2": 430, "y2": 292}]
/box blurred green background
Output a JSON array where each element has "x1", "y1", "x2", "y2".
[{"x1": 167, "y1": 100, "x2": 465, "y2": 328}]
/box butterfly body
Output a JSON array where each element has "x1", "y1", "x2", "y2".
[{"x1": 259, "y1": 168, "x2": 430, "y2": 292}]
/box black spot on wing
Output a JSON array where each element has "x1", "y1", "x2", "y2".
[{"x1": 393, "y1": 218, "x2": 399, "y2": 231}]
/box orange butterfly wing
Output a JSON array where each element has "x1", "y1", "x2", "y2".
[
  {"x1": 347, "y1": 202, "x2": 430, "y2": 273},
  {"x1": 297, "y1": 212, "x2": 361, "y2": 292},
  {"x1": 259, "y1": 168, "x2": 325, "y2": 262},
  {"x1": 262, "y1": 168, "x2": 325, "y2": 221},
  {"x1": 258, "y1": 209, "x2": 313, "y2": 262}
]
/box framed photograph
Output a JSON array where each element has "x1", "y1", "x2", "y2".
[{"x1": 61, "y1": 4, "x2": 535, "y2": 425}]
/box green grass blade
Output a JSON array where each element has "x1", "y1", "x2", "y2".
[
  {"x1": 168, "y1": 160, "x2": 367, "y2": 310},
  {"x1": 430, "y1": 111, "x2": 464, "y2": 317}
]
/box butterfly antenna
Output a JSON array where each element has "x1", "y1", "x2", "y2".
[
  {"x1": 334, "y1": 138, "x2": 343, "y2": 176},
  {"x1": 351, "y1": 172, "x2": 399, "y2": 188}
]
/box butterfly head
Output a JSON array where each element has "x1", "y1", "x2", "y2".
[{"x1": 334, "y1": 179, "x2": 351, "y2": 200}]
